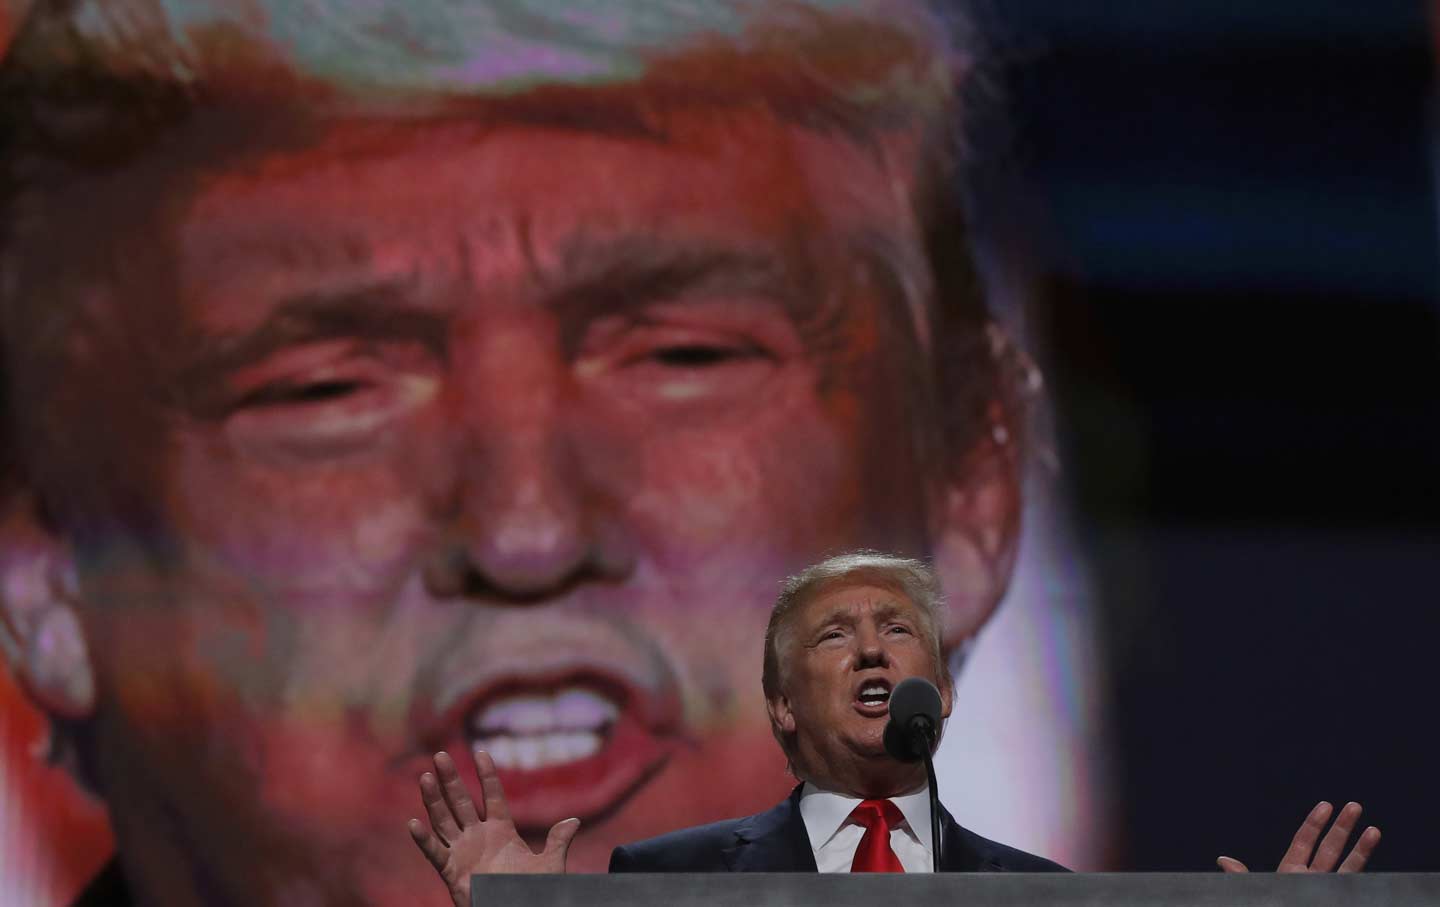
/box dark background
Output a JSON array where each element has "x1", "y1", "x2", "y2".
[{"x1": 974, "y1": 0, "x2": 1439, "y2": 870}]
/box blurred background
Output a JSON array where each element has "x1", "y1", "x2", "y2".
[{"x1": 972, "y1": 0, "x2": 1438, "y2": 871}]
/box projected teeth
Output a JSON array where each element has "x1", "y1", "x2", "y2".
[
  {"x1": 474, "y1": 731, "x2": 603, "y2": 771},
  {"x1": 466, "y1": 686, "x2": 617, "y2": 771},
  {"x1": 470, "y1": 686, "x2": 619, "y2": 736}
]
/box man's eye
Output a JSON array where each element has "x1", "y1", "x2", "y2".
[
  {"x1": 605, "y1": 334, "x2": 776, "y2": 405},
  {"x1": 647, "y1": 344, "x2": 753, "y2": 368},
  {"x1": 240, "y1": 379, "x2": 368, "y2": 408},
  {"x1": 220, "y1": 345, "x2": 440, "y2": 459},
  {"x1": 575, "y1": 307, "x2": 798, "y2": 409}
]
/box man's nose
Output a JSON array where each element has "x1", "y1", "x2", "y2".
[
  {"x1": 426, "y1": 313, "x2": 630, "y2": 600},
  {"x1": 855, "y1": 626, "x2": 892, "y2": 668}
]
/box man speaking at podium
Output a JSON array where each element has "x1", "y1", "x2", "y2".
[{"x1": 409, "y1": 553, "x2": 1378, "y2": 906}]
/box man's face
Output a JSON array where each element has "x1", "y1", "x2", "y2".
[
  {"x1": 31, "y1": 109, "x2": 956, "y2": 900},
  {"x1": 768, "y1": 581, "x2": 953, "y2": 794}
]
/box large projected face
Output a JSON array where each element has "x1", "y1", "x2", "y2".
[{"x1": 0, "y1": 104, "x2": 1018, "y2": 903}]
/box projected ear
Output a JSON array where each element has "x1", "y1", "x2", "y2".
[
  {"x1": 930, "y1": 413, "x2": 1021, "y2": 649},
  {"x1": 0, "y1": 491, "x2": 95, "y2": 720}
]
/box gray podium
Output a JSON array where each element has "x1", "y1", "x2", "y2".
[{"x1": 473, "y1": 873, "x2": 1440, "y2": 906}]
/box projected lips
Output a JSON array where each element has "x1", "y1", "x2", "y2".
[
  {"x1": 421, "y1": 666, "x2": 679, "y2": 831},
  {"x1": 406, "y1": 612, "x2": 687, "y2": 832}
]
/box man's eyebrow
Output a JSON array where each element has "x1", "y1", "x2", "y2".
[
  {"x1": 809, "y1": 607, "x2": 859, "y2": 634},
  {"x1": 176, "y1": 279, "x2": 449, "y2": 386},
  {"x1": 871, "y1": 602, "x2": 913, "y2": 623},
  {"x1": 808, "y1": 599, "x2": 912, "y2": 634}
]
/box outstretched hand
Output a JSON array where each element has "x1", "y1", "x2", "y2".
[
  {"x1": 1217, "y1": 801, "x2": 1380, "y2": 873},
  {"x1": 408, "y1": 750, "x2": 581, "y2": 907}
]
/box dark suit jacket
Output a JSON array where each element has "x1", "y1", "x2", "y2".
[{"x1": 609, "y1": 785, "x2": 1069, "y2": 873}]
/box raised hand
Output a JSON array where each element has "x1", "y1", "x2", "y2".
[
  {"x1": 1217, "y1": 801, "x2": 1380, "y2": 873},
  {"x1": 408, "y1": 749, "x2": 581, "y2": 907}
]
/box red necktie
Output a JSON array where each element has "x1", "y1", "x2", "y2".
[{"x1": 849, "y1": 799, "x2": 906, "y2": 873}]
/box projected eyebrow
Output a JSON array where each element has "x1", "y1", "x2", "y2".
[
  {"x1": 174, "y1": 280, "x2": 448, "y2": 411},
  {"x1": 546, "y1": 232, "x2": 838, "y2": 354},
  {"x1": 170, "y1": 220, "x2": 852, "y2": 411}
]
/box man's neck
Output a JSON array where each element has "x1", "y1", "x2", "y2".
[{"x1": 799, "y1": 760, "x2": 927, "y2": 799}]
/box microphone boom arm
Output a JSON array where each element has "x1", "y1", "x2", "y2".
[{"x1": 908, "y1": 717, "x2": 942, "y2": 873}]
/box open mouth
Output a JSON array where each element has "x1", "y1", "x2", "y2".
[
  {"x1": 417, "y1": 670, "x2": 677, "y2": 831},
  {"x1": 853, "y1": 677, "x2": 893, "y2": 717}
]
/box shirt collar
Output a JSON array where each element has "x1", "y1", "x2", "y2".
[{"x1": 798, "y1": 781, "x2": 935, "y2": 855}]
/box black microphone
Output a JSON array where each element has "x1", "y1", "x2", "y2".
[
  {"x1": 882, "y1": 676, "x2": 944, "y2": 871},
  {"x1": 882, "y1": 676, "x2": 942, "y2": 762}
]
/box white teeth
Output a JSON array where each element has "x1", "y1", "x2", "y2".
[
  {"x1": 547, "y1": 731, "x2": 601, "y2": 763},
  {"x1": 480, "y1": 694, "x2": 553, "y2": 734},
  {"x1": 475, "y1": 730, "x2": 604, "y2": 771},
  {"x1": 553, "y1": 688, "x2": 621, "y2": 729},
  {"x1": 471, "y1": 686, "x2": 619, "y2": 736},
  {"x1": 860, "y1": 685, "x2": 889, "y2": 698},
  {"x1": 488, "y1": 737, "x2": 517, "y2": 768},
  {"x1": 515, "y1": 737, "x2": 543, "y2": 771},
  {"x1": 468, "y1": 686, "x2": 618, "y2": 772}
]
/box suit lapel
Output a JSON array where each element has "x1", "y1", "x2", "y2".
[
  {"x1": 722, "y1": 786, "x2": 818, "y2": 872},
  {"x1": 938, "y1": 805, "x2": 991, "y2": 873}
]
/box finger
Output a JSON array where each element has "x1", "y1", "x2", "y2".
[
  {"x1": 468, "y1": 749, "x2": 488, "y2": 821},
  {"x1": 474, "y1": 749, "x2": 512, "y2": 823},
  {"x1": 1217, "y1": 856, "x2": 1250, "y2": 873},
  {"x1": 433, "y1": 751, "x2": 482, "y2": 829},
  {"x1": 1338, "y1": 826, "x2": 1381, "y2": 873},
  {"x1": 408, "y1": 818, "x2": 450, "y2": 872},
  {"x1": 544, "y1": 817, "x2": 582, "y2": 859},
  {"x1": 419, "y1": 771, "x2": 463, "y2": 845},
  {"x1": 1278, "y1": 801, "x2": 1332, "y2": 871},
  {"x1": 1309, "y1": 801, "x2": 1362, "y2": 872}
]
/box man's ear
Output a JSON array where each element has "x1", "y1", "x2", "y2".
[
  {"x1": 930, "y1": 424, "x2": 1022, "y2": 649},
  {"x1": 937, "y1": 666, "x2": 955, "y2": 721},
  {"x1": 0, "y1": 490, "x2": 94, "y2": 720},
  {"x1": 765, "y1": 691, "x2": 796, "y2": 737}
]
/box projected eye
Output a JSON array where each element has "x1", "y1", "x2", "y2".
[
  {"x1": 238, "y1": 378, "x2": 370, "y2": 407},
  {"x1": 579, "y1": 318, "x2": 785, "y2": 406},
  {"x1": 648, "y1": 343, "x2": 754, "y2": 367},
  {"x1": 223, "y1": 342, "x2": 439, "y2": 457},
  {"x1": 634, "y1": 337, "x2": 773, "y2": 401}
]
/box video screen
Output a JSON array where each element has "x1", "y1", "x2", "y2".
[{"x1": 2, "y1": 1, "x2": 1434, "y2": 904}]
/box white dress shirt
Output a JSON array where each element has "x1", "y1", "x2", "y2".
[{"x1": 798, "y1": 782, "x2": 935, "y2": 873}]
